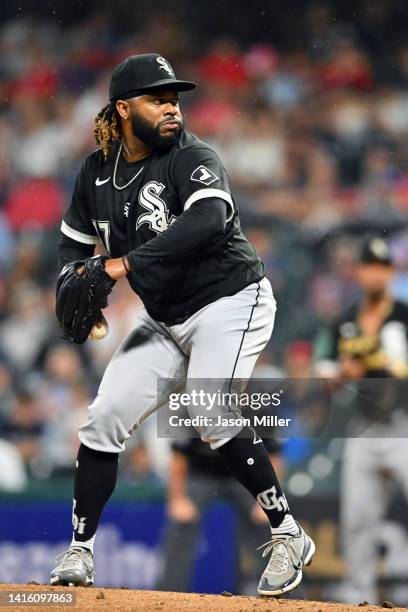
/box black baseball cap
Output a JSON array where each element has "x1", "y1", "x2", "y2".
[
  {"x1": 109, "y1": 53, "x2": 196, "y2": 102},
  {"x1": 359, "y1": 236, "x2": 393, "y2": 266}
]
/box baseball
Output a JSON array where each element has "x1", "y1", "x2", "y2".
[{"x1": 89, "y1": 317, "x2": 109, "y2": 341}]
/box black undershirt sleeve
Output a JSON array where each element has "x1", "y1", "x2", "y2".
[
  {"x1": 58, "y1": 233, "x2": 95, "y2": 272},
  {"x1": 126, "y1": 197, "x2": 227, "y2": 272}
]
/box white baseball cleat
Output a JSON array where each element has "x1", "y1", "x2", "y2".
[
  {"x1": 257, "y1": 522, "x2": 315, "y2": 597},
  {"x1": 50, "y1": 546, "x2": 94, "y2": 587}
]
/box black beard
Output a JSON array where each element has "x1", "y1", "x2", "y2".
[{"x1": 131, "y1": 111, "x2": 183, "y2": 151}]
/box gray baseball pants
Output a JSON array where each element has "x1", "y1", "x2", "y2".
[
  {"x1": 78, "y1": 278, "x2": 276, "y2": 452},
  {"x1": 341, "y1": 414, "x2": 408, "y2": 603}
]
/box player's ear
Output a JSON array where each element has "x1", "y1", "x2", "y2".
[{"x1": 115, "y1": 99, "x2": 130, "y2": 121}]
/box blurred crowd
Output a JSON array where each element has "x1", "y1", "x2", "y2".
[{"x1": 1, "y1": 1, "x2": 408, "y2": 489}]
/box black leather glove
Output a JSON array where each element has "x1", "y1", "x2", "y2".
[{"x1": 55, "y1": 255, "x2": 116, "y2": 344}]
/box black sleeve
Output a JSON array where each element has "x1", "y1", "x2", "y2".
[
  {"x1": 172, "y1": 146, "x2": 235, "y2": 222},
  {"x1": 127, "y1": 197, "x2": 227, "y2": 272},
  {"x1": 58, "y1": 234, "x2": 95, "y2": 272},
  {"x1": 61, "y1": 160, "x2": 100, "y2": 247}
]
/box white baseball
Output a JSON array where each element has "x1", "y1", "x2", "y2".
[{"x1": 89, "y1": 319, "x2": 109, "y2": 341}]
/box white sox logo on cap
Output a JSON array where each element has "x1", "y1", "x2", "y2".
[{"x1": 157, "y1": 56, "x2": 174, "y2": 78}]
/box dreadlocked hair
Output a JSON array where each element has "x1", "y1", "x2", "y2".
[{"x1": 93, "y1": 103, "x2": 122, "y2": 160}]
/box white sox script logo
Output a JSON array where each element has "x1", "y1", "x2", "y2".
[
  {"x1": 157, "y1": 56, "x2": 174, "y2": 77},
  {"x1": 256, "y1": 486, "x2": 289, "y2": 512},
  {"x1": 136, "y1": 181, "x2": 175, "y2": 234}
]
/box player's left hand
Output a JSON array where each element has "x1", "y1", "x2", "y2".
[{"x1": 56, "y1": 255, "x2": 116, "y2": 344}]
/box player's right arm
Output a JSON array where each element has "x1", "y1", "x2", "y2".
[
  {"x1": 56, "y1": 158, "x2": 117, "y2": 343},
  {"x1": 58, "y1": 160, "x2": 100, "y2": 271},
  {"x1": 58, "y1": 235, "x2": 95, "y2": 271}
]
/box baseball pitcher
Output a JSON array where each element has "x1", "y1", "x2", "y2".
[{"x1": 50, "y1": 53, "x2": 314, "y2": 596}]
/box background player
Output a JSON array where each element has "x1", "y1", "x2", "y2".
[
  {"x1": 314, "y1": 236, "x2": 408, "y2": 603},
  {"x1": 50, "y1": 53, "x2": 314, "y2": 596}
]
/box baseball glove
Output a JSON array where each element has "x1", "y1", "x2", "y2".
[{"x1": 56, "y1": 255, "x2": 116, "y2": 344}]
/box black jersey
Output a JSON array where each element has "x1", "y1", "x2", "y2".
[
  {"x1": 315, "y1": 300, "x2": 408, "y2": 423},
  {"x1": 61, "y1": 130, "x2": 265, "y2": 323},
  {"x1": 315, "y1": 300, "x2": 408, "y2": 376}
]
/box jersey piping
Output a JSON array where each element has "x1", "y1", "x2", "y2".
[
  {"x1": 183, "y1": 188, "x2": 234, "y2": 221},
  {"x1": 61, "y1": 220, "x2": 99, "y2": 245},
  {"x1": 228, "y1": 282, "x2": 261, "y2": 395}
]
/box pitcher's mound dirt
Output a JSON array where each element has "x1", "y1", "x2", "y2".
[{"x1": 0, "y1": 583, "x2": 405, "y2": 612}]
